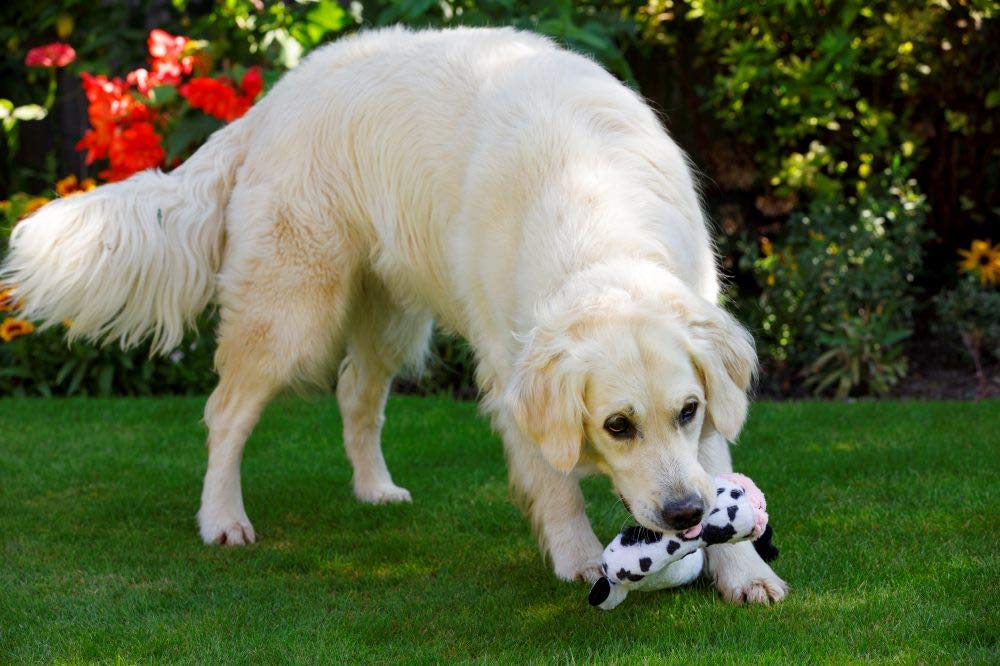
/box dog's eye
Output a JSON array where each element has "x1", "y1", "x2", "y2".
[
  {"x1": 603, "y1": 414, "x2": 636, "y2": 439},
  {"x1": 678, "y1": 402, "x2": 699, "y2": 426}
]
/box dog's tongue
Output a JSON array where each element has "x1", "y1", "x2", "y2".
[{"x1": 682, "y1": 524, "x2": 703, "y2": 539}]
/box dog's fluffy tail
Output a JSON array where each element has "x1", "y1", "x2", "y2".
[{"x1": 1, "y1": 118, "x2": 251, "y2": 353}]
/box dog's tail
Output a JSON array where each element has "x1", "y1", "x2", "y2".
[{"x1": 1, "y1": 117, "x2": 252, "y2": 353}]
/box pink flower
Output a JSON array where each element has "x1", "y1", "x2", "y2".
[{"x1": 25, "y1": 42, "x2": 76, "y2": 68}]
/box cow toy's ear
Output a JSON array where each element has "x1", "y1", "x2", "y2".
[{"x1": 588, "y1": 577, "x2": 612, "y2": 607}]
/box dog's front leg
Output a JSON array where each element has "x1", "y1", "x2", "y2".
[
  {"x1": 699, "y1": 430, "x2": 788, "y2": 603},
  {"x1": 502, "y1": 428, "x2": 603, "y2": 582}
]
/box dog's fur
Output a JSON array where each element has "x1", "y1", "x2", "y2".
[{"x1": 3, "y1": 27, "x2": 786, "y2": 602}]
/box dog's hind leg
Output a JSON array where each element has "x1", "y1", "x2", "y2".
[
  {"x1": 336, "y1": 274, "x2": 432, "y2": 504},
  {"x1": 198, "y1": 196, "x2": 355, "y2": 545}
]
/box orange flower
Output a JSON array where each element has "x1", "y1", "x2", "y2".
[
  {"x1": 1, "y1": 317, "x2": 35, "y2": 342},
  {"x1": 55, "y1": 174, "x2": 97, "y2": 197},
  {"x1": 959, "y1": 240, "x2": 1000, "y2": 287},
  {"x1": 25, "y1": 42, "x2": 76, "y2": 68}
]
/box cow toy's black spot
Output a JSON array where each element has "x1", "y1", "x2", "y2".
[
  {"x1": 601, "y1": 562, "x2": 608, "y2": 574},
  {"x1": 730, "y1": 488, "x2": 744, "y2": 500},
  {"x1": 589, "y1": 577, "x2": 611, "y2": 606},
  {"x1": 616, "y1": 567, "x2": 644, "y2": 582},
  {"x1": 639, "y1": 557, "x2": 652, "y2": 572},
  {"x1": 710, "y1": 507, "x2": 720, "y2": 515},
  {"x1": 666, "y1": 540, "x2": 681, "y2": 555},
  {"x1": 727, "y1": 505, "x2": 738, "y2": 521},
  {"x1": 620, "y1": 526, "x2": 663, "y2": 547},
  {"x1": 702, "y1": 522, "x2": 737, "y2": 544},
  {"x1": 716, "y1": 487, "x2": 724, "y2": 495}
]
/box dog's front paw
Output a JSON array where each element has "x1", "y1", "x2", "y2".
[
  {"x1": 716, "y1": 570, "x2": 788, "y2": 604},
  {"x1": 354, "y1": 481, "x2": 412, "y2": 505},
  {"x1": 198, "y1": 507, "x2": 256, "y2": 546},
  {"x1": 550, "y1": 534, "x2": 604, "y2": 583},
  {"x1": 708, "y1": 541, "x2": 788, "y2": 604},
  {"x1": 715, "y1": 562, "x2": 788, "y2": 604}
]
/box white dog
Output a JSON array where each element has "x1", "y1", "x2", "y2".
[{"x1": 3, "y1": 27, "x2": 786, "y2": 603}]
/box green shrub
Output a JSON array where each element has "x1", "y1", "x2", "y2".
[
  {"x1": 1, "y1": 1, "x2": 997, "y2": 398},
  {"x1": 934, "y1": 255, "x2": 1000, "y2": 395},
  {"x1": 742, "y1": 163, "x2": 929, "y2": 396},
  {"x1": 0, "y1": 324, "x2": 217, "y2": 397}
]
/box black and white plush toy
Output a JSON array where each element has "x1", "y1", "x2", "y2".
[{"x1": 588, "y1": 473, "x2": 778, "y2": 610}]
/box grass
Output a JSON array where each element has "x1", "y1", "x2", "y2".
[{"x1": 0, "y1": 396, "x2": 997, "y2": 664}]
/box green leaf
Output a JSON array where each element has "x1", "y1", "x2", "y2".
[
  {"x1": 147, "y1": 85, "x2": 177, "y2": 108},
  {"x1": 98, "y1": 365, "x2": 114, "y2": 396},
  {"x1": 164, "y1": 113, "x2": 224, "y2": 163},
  {"x1": 55, "y1": 359, "x2": 78, "y2": 385},
  {"x1": 296, "y1": 0, "x2": 348, "y2": 45}
]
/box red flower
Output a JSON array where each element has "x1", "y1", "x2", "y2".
[
  {"x1": 76, "y1": 73, "x2": 151, "y2": 164},
  {"x1": 25, "y1": 42, "x2": 76, "y2": 68},
  {"x1": 103, "y1": 121, "x2": 165, "y2": 181},
  {"x1": 147, "y1": 29, "x2": 194, "y2": 86},
  {"x1": 180, "y1": 68, "x2": 262, "y2": 122},
  {"x1": 180, "y1": 77, "x2": 239, "y2": 120},
  {"x1": 240, "y1": 66, "x2": 263, "y2": 99},
  {"x1": 126, "y1": 68, "x2": 154, "y2": 94}
]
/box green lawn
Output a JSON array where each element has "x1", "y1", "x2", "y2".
[{"x1": 1, "y1": 397, "x2": 997, "y2": 663}]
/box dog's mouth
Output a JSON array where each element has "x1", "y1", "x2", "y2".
[{"x1": 618, "y1": 493, "x2": 702, "y2": 539}]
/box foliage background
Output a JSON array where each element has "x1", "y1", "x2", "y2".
[{"x1": 1, "y1": 0, "x2": 997, "y2": 398}]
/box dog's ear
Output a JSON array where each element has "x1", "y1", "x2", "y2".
[
  {"x1": 686, "y1": 301, "x2": 757, "y2": 441},
  {"x1": 505, "y1": 330, "x2": 587, "y2": 473}
]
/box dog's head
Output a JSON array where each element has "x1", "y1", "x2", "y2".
[{"x1": 506, "y1": 276, "x2": 756, "y2": 534}]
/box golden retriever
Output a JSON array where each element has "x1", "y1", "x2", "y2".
[{"x1": 3, "y1": 27, "x2": 786, "y2": 603}]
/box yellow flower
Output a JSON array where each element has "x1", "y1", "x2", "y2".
[
  {"x1": 55, "y1": 174, "x2": 78, "y2": 196},
  {"x1": 1, "y1": 317, "x2": 34, "y2": 342},
  {"x1": 55, "y1": 175, "x2": 96, "y2": 197},
  {"x1": 0, "y1": 287, "x2": 23, "y2": 313},
  {"x1": 760, "y1": 237, "x2": 774, "y2": 257},
  {"x1": 21, "y1": 196, "x2": 50, "y2": 219},
  {"x1": 959, "y1": 240, "x2": 1000, "y2": 286}
]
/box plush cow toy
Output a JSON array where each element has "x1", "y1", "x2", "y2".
[{"x1": 588, "y1": 473, "x2": 779, "y2": 610}]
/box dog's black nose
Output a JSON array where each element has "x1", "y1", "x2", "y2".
[{"x1": 660, "y1": 494, "x2": 704, "y2": 531}]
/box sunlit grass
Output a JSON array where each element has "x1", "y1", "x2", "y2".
[{"x1": 1, "y1": 397, "x2": 997, "y2": 662}]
